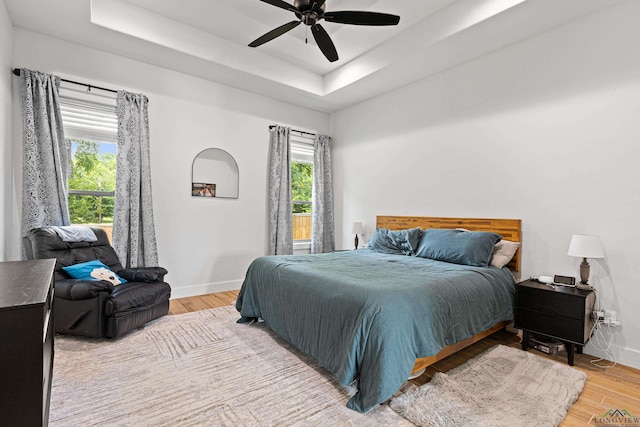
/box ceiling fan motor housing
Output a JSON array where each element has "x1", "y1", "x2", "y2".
[{"x1": 294, "y1": 0, "x2": 326, "y2": 26}]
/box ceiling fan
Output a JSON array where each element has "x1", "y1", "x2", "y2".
[{"x1": 248, "y1": 0, "x2": 400, "y2": 62}]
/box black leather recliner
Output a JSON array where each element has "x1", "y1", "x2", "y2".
[{"x1": 24, "y1": 226, "x2": 171, "y2": 339}]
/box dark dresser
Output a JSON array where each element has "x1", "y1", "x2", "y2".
[
  {"x1": 0, "y1": 259, "x2": 56, "y2": 426},
  {"x1": 514, "y1": 278, "x2": 596, "y2": 366}
]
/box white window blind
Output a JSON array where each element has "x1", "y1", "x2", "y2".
[
  {"x1": 291, "y1": 136, "x2": 314, "y2": 164},
  {"x1": 59, "y1": 95, "x2": 118, "y2": 143}
]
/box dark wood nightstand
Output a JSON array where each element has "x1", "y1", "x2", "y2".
[{"x1": 514, "y1": 279, "x2": 596, "y2": 366}]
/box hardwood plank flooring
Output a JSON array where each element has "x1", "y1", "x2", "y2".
[
  {"x1": 169, "y1": 291, "x2": 238, "y2": 316},
  {"x1": 170, "y1": 291, "x2": 640, "y2": 426}
]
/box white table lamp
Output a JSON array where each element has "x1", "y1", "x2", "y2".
[
  {"x1": 352, "y1": 222, "x2": 365, "y2": 249},
  {"x1": 567, "y1": 234, "x2": 604, "y2": 286}
]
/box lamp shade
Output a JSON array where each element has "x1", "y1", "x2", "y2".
[
  {"x1": 351, "y1": 222, "x2": 365, "y2": 234},
  {"x1": 567, "y1": 234, "x2": 605, "y2": 259}
]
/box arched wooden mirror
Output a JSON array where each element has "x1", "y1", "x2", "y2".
[{"x1": 191, "y1": 148, "x2": 239, "y2": 199}]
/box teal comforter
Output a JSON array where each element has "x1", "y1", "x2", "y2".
[{"x1": 235, "y1": 250, "x2": 516, "y2": 413}]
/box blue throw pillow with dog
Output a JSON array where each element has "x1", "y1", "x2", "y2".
[{"x1": 62, "y1": 260, "x2": 127, "y2": 286}]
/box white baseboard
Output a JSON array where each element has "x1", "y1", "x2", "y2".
[
  {"x1": 170, "y1": 279, "x2": 243, "y2": 299},
  {"x1": 584, "y1": 342, "x2": 640, "y2": 370}
]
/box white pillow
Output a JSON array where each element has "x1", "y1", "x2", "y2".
[{"x1": 491, "y1": 240, "x2": 520, "y2": 268}]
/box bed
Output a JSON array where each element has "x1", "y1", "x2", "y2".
[{"x1": 235, "y1": 216, "x2": 522, "y2": 413}]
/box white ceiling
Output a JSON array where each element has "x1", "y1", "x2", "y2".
[{"x1": 5, "y1": 0, "x2": 625, "y2": 112}]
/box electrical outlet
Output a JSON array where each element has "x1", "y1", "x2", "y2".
[
  {"x1": 604, "y1": 309, "x2": 617, "y2": 323},
  {"x1": 595, "y1": 309, "x2": 622, "y2": 326}
]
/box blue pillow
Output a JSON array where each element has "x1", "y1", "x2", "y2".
[
  {"x1": 414, "y1": 229, "x2": 502, "y2": 267},
  {"x1": 368, "y1": 227, "x2": 423, "y2": 255},
  {"x1": 62, "y1": 260, "x2": 127, "y2": 285}
]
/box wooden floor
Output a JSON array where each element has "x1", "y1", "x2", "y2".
[{"x1": 170, "y1": 291, "x2": 640, "y2": 426}]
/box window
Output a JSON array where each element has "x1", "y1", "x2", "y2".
[
  {"x1": 291, "y1": 137, "x2": 313, "y2": 242},
  {"x1": 67, "y1": 139, "x2": 116, "y2": 223},
  {"x1": 59, "y1": 94, "x2": 118, "y2": 240}
]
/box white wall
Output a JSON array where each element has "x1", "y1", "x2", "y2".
[
  {"x1": 331, "y1": 1, "x2": 640, "y2": 368},
  {"x1": 0, "y1": 0, "x2": 13, "y2": 261},
  {"x1": 9, "y1": 28, "x2": 329, "y2": 297}
]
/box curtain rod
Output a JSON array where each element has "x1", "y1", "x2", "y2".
[
  {"x1": 269, "y1": 125, "x2": 316, "y2": 137},
  {"x1": 12, "y1": 68, "x2": 119, "y2": 94}
]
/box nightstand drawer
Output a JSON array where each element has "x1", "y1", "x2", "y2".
[
  {"x1": 516, "y1": 307, "x2": 587, "y2": 344},
  {"x1": 517, "y1": 285, "x2": 586, "y2": 320}
]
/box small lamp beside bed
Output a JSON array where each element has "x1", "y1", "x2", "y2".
[
  {"x1": 352, "y1": 221, "x2": 365, "y2": 249},
  {"x1": 568, "y1": 234, "x2": 605, "y2": 289}
]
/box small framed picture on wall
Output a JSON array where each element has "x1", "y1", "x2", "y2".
[{"x1": 192, "y1": 182, "x2": 216, "y2": 197}]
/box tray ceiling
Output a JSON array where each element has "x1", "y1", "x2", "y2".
[{"x1": 5, "y1": 0, "x2": 625, "y2": 112}]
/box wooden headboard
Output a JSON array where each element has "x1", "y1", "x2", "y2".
[{"x1": 376, "y1": 216, "x2": 522, "y2": 272}]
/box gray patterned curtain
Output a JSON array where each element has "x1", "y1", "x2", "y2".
[
  {"x1": 268, "y1": 126, "x2": 293, "y2": 255},
  {"x1": 112, "y1": 91, "x2": 159, "y2": 267},
  {"x1": 311, "y1": 134, "x2": 335, "y2": 253},
  {"x1": 20, "y1": 69, "x2": 70, "y2": 246}
]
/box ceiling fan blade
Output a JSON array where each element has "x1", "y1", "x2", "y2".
[
  {"x1": 324, "y1": 11, "x2": 400, "y2": 26},
  {"x1": 311, "y1": 24, "x2": 338, "y2": 62},
  {"x1": 315, "y1": 0, "x2": 326, "y2": 10},
  {"x1": 249, "y1": 20, "x2": 301, "y2": 47},
  {"x1": 258, "y1": 0, "x2": 299, "y2": 13}
]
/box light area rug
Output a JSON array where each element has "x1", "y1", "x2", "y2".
[
  {"x1": 389, "y1": 344, "x2": 587, "y2": 427},
  {"x1": 50, "y1": 305, "x2": 413, "y2": 427}
]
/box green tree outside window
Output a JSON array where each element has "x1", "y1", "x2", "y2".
[
  {"x1": 67, "y1": 138, "x2": 116, "y2": 224},
  {"x1": 291, "y1": 161, "x2": 312, "y2": 214}
]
